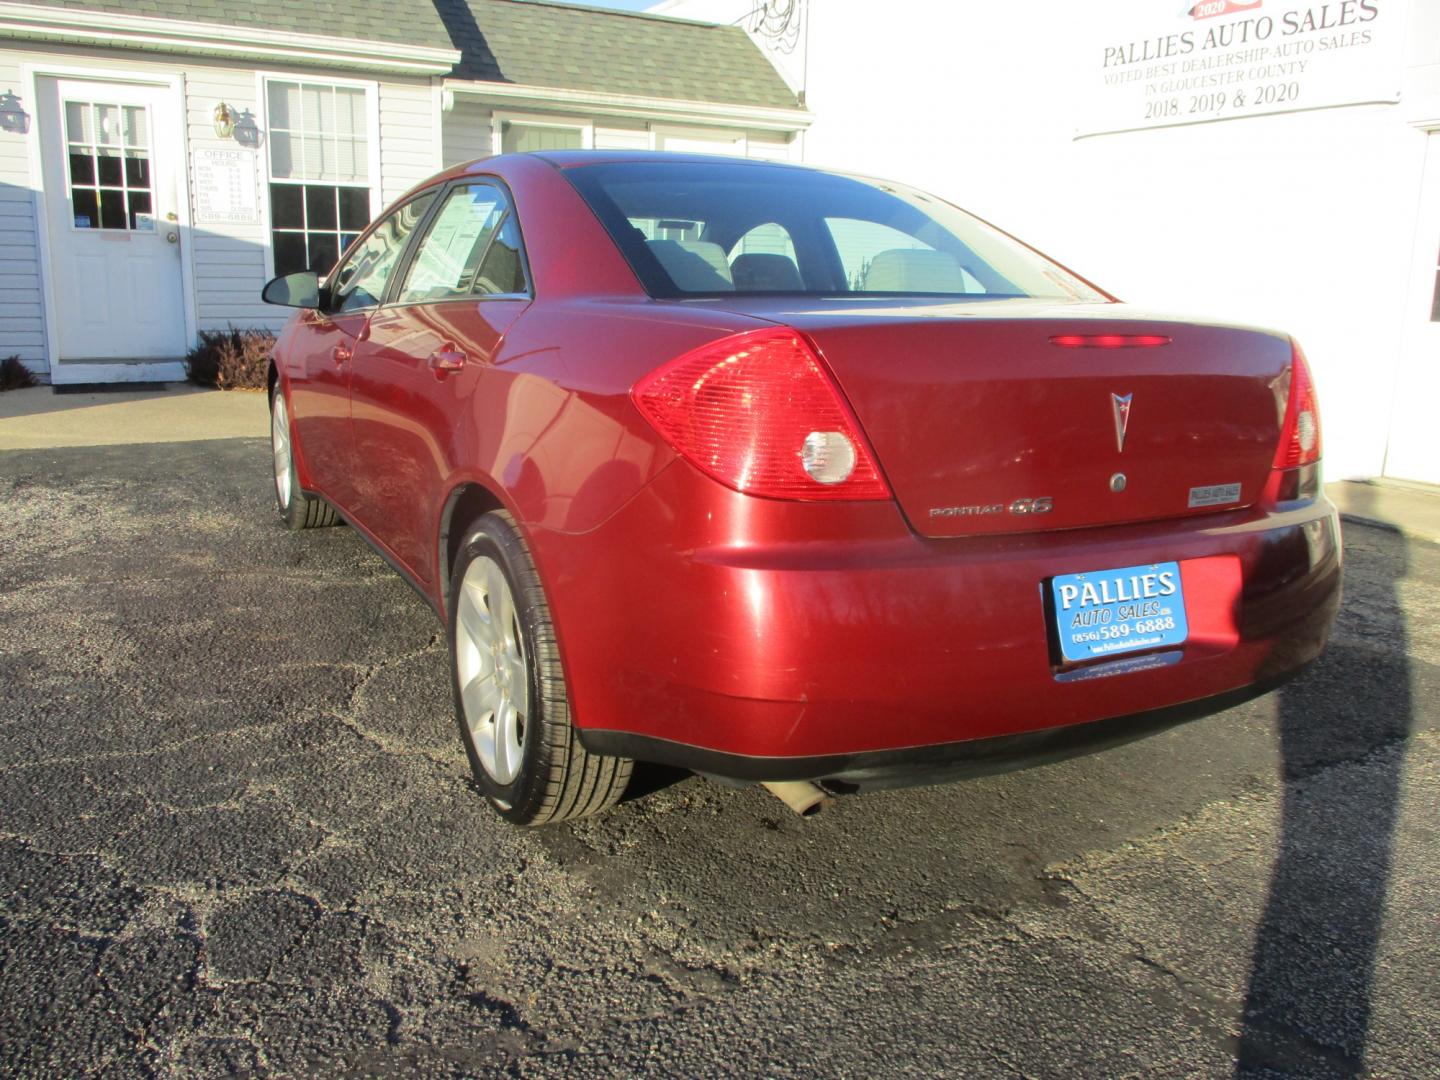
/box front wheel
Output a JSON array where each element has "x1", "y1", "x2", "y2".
[
  {"x1": 448, "y1": 511, "x2": 632, "y2": 825},
  {"x1": 270, "y1": 386, "x2": 339, "y2": 530}
]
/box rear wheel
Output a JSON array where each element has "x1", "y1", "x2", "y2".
[
  {"x1": 449, "y1": 511, "x2": 632, "y2": 825},
  {"x1": 270, "y1": 387, "x2": 339, "y2": 530}
]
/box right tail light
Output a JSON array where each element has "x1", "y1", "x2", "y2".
[
  {"x1": 1268, "y1": 341, "x2": 1322, "y2": 502},
  {"x1": 1273, "y1": 342, "x2": 1322, "y2": 470}
]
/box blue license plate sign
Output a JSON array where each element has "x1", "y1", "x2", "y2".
[{"x1": 1050, "y1": 561, "x2": 1188, "y2": 664}]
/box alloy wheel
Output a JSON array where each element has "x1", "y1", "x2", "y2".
[
  {"x1": 454, "y1": 555, "x2": 529, "y2": 784},
  {"x1": 271, "y1": 392, "x2": 293, "y2": 509}
]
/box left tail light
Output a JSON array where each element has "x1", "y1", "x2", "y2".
[{"x1": 631, "y1": 328, "x2": 891, "y2": 501}]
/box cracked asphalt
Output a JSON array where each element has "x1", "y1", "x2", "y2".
[{"x1": 1, "y1": 433, "x2": 1437, "y2": 1078}]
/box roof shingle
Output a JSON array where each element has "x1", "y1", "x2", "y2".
[
  {"x1": 9, "y1": 0, "x2": 801, "y2": 111},
  {"x1": 15, "y1": 0, "x2": 457, "y2": 51},
  {"x1": 437, "y1": 0, "x2": 799, "y2": 109}
]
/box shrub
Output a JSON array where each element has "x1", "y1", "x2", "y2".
[
  {"x1": 0, "y1": 356, "x2": 37, "y2": 392},
  {"x1": 186, "y1": 328, "x2": 275, "y2": 391}
]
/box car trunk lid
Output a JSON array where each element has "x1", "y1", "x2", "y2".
[{"x1": 698, "y1": 298, "x2": 1292, "y2": 537}]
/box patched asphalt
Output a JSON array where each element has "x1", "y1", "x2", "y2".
[{"x1": 1, "y1": 435, "x2": 1437, "y2": 1078}]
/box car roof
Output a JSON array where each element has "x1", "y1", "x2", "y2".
[
  {"x1": 427, "y1": 148, "x2": 819, "y2": 190},
  {"x1": 532, "y1": 149, "x2": 814, "y2": 172}
]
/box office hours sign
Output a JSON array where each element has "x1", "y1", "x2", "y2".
[
  {"x1": 1077, "y1": 1, "x2": 1402, "y2": 137},
  {"x1": 193, "y1": 148, "x2": 259, "y2": 225}
]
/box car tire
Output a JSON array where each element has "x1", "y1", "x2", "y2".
[
  {"x1": 448, "y1": 510, "x2": 633, "y2": 825},
  {"x1": 270, "y1": 386, "x2": 340, "y2": 530}
]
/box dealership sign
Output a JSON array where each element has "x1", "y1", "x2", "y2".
[{"x1": 1077, "y1": 0, "x2": 1402, "y2": 137}]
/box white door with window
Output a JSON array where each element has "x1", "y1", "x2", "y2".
[
  {"x1": 36, "y1": 77, "x2": 188, "y2": 374},
  {"x1": 1386, "y1": 132, "x2": 1440, "y2": 484}
]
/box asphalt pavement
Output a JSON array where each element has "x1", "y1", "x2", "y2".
[{"x1": 1, "y1": 426, "x2": 1436, "y2": 1078}]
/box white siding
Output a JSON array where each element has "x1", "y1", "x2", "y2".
[
  {"x1": 2, "y1": 37, "x2": 801, "y2": 380},
  {"x1": 0, "y1": 48, "x2": 46, "y2": 374},
  {"x1": 594, "y1": 123, "x2": 649, "y2": 151},
  {"x1": 745, "y1": 133, "x2": 796, "y2": 162},
  {"x1": 442, "y1": 108, "x2": 786, "y2": 165},
  {"x1": 378, "y1": 80, "x2": 438, "y2": 204},
  {"x1": 0, "y1": 42, "x2": 443, "y2": 364},
  {"x1": 441, "y1": 97, "x2": 493, "y2": 166},
  {"x1": 655, "y1": 126, "x2": 745, "y2": 155},
  {"x1": 183, "y1": 65, "x2": 277, "y2": 332}
]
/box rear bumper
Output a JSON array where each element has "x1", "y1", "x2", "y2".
[
  {"x1": 580, "y1": 666, "x2": 1307, "y2": 786},
  {"x1": 530, "y1": 462, "x2": 1342, "y2": 779}
]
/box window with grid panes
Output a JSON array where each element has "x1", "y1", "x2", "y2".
[
  {"x1": 64, "y1": 100, "x2": 154, "y2": 231},
  {"x1": 501, "y1": 124, "x2": 584, "y2": 154},
  {"x1": 266, "y1": 80, "x2": 372, "y2": 277}
]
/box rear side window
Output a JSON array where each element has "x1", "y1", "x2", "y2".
[
  {"x1": 563, "y1": 161, "x2": 1104, "y2": 302},
  {"x1": 474, "y1": 215, "x2": 527, "y2": 295},
  {"x1": 398, "y1": 181, "x2": 529, "y2": 304}
]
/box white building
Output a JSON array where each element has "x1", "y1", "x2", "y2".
[
  {"x1": 0, "y1": 0, "x2": 807, "y2": 385},
  {"x1": 659, "y1": 0, "x2": 1439, "y2": 485}
]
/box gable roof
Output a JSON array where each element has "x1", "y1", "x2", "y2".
[
  {"x1": 436, "y1": 0, "x2": 799, "y2": 110},
  {"x1": 2, "y1": 0, "x2": 801, "y2": 112},
  {"x1": 9, "y1": 0, "x2": 457, "y2": 52}
]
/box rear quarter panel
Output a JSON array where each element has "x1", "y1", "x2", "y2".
[{"x1": 420, "y1": 156, "x2": 777, "y2": 604}]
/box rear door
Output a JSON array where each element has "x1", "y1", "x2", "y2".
[{"x1": 346, "y1": 181, "x2": 531, "y2": 588}]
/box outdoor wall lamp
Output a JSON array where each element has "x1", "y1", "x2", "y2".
[
  {"x1": 0, "y1": 90, "x2": 30, "y2": 135},
  {"x1": 213, "y1": 102, "x2": 236, "y2": 140}
]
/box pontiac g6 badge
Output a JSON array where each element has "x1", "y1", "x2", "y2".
[
  {"x1": 1111, "y1": 392, "x2": 1133, "y2": 453},
  {"x1": 929, "y1": 497, "x2": 1053, "y2": 518}
]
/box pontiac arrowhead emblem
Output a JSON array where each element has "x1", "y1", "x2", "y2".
[{"x1": 1111, "y1": 393, "x2": 1133, "y2": 453}]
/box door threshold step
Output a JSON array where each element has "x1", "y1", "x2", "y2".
[
  {"x1": 50, "y1": 359, "x2": 188, "y2": 386},
  {"x1": 57, "y1": 357, "x2": 187, "y2": 365},
  {"x1": 52, "y1": 382, "x2": 174, "y2": 395}
]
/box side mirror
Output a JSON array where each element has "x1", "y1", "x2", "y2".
[{"x1": 262, "y1": 270, "x2": 322, "y2": 309}]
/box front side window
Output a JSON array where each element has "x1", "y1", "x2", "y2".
[
  {"x1": 64, "y1": 100, "x2": 153, "y2": 231},
  {"x1": 330, "y1": 192, "x2": 436, "y2": 313},
  {"x1": 267, "y1": 80, "x2": 371, "y2": 277},
  {"x1": 564, "y1": 160, "x2": 1107, "y2": 302},
  {"x1": 398, "y1": 182, "x2": 529, "y2": 304}
]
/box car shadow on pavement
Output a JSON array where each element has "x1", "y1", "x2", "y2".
[
  {"x1": 619, "y1": 763, "x2": 693, "y2": 805},
  {"x1": 1235, "y1": 515, "x2": 1413, "y2": 1076}
]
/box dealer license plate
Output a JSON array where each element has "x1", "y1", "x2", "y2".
[{"x1": 1050, "y1": 561, "x2": 1189, "y2": 664}]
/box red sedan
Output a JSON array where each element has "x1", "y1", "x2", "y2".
[{"x1": 262, "y1": 152, "x2": 1340, "y2": 825}]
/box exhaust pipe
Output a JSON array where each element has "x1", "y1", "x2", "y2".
[{"x1": 761, "y1": 780, "x2": 833, "y2": 817}]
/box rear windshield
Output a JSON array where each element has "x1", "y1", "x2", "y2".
[{"x1": 562, "y1": 160, "x2": 1106, "y2": 302}]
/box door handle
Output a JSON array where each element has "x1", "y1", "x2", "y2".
[
  {"x1": 428, "y1": 347, "x2": 467, "y2": 376},
  {"x1": 332, "y1": 343, "x2": 352, "y2": 366}
]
